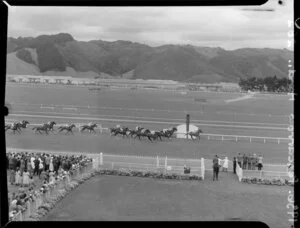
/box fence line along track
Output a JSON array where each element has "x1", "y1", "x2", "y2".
[{"x1": 6, "y1": 147, "x2": 287, "y2": 168}]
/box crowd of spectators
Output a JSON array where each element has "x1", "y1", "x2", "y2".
[
  {"x1": 6, "y1": 151, "x2": 93, "y2": 219},
  {"x1": 235, "y1": 153, "x2": 263, "y2": 171}
]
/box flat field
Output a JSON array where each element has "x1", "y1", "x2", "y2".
[{"x1": 43, "y1": 175, "x2": 292, "y2": 227}]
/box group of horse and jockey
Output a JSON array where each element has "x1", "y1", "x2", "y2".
[
  {"x1": 109, "y1": 125, "x2": 181, "y2": 142},
  {"x1": 5, "y1": 121, "x2": 204, "y2": 140},
  {"x1": 5, "y1": 121, "x2": 98, "y2": 135}
]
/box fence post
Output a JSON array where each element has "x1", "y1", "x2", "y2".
[
  {"x1": 208, "y1": 136, "x2": 210, "y2": 140},
  {"x1": 100, "y1": 152, "x2": 103, "y2": 166},
  {"x1": 99, "y1": 124, "x2": 102, "y2": 134},
  {"x1": 278, "y1": 139, "x2": 280, "y2": 144},
  {"x1": 250, "y1": 137, "x2": 252, "y2": 143},
  {"x1": 222, "y1": 136, "x2": 224, "y2": 141},
  {"x1": 156, "y1": 156, "x2": 159, "y2": 168},
  {"x1": 236, "y1": 137, "x2": 238, "y2": 142},
  {"x1": 165, "y1": 156, "x2": 167, "y2": 169},
  {"x1": 264, "y1": 138, "x2": 266, "y2": 143},
  {"x1": 260, "y1": 171, "x2": 262, "y2": 178},
  {"x1": 201, "y1": 158, "x2": 205, "y2": 180}
]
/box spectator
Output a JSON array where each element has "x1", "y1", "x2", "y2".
[
  {"x1": 252, "y1": 154, "x2": 257, "y2": 170},
  {"x1": 233, "y1": 157, "x2": 237, "y2": 174},
  {"x1": 22, "y1": 169, "x2": 29, "y2": 187},
  {"x1": 20, "y1": 157, "x2": 25, "y2": 176},
  {"x1": 49, "y1": 156, "x2": 54, "y2": 172},
  {"x1": 9, "y1": 169, "x2": 16, "y2": 185},
  {"x1": 222, "y1": 157, "x2": 229, "y2": 172},
  {"x1": 26, "y1": 158, "x2": 32, "y2": 175},
  {"x1": 249, "y1": 154, "x2": 254, "y2": 170},
  {"x1": 242, "y1": 154, "x2": 247, "y2": 170},
  {"x1": 15, "y1": 168, "x2": 21, "y2": 186},
  {"x1": 237, "y1": 153, "x2": 242, "y2": 168},
  {"x1": 45, "y1": 155, "x2": 50, "y2": 171},
  {"x1": 247, "y1": 153, "x2": 252, "y2": 170},
  {"x1": 38, "y1": 158, "x2": 44, "y2": 177},
  {"x1": 33, "y1": 157, "x2": 40, "y2": 176},
  {"x1": 212, "y1": 155, "x2": 220, "y2": 181},
  {"x1": 257, "y1": 155, "x2": 263, "y2": 171},
  {"x1": 9, "y1": 155, "x2": 15, "y2": 171}
]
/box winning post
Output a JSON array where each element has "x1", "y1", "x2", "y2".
[{"x1": 186, "y1": 114, "x2": 190, "y2": 139}]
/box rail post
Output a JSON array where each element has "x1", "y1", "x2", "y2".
[
  {"x1": 208, "y1": 136, "x2": 210, "y2": 140},
  {"x1": 156, "y1": 156, "x2": 159, "y2": 168},
  {"x1": 250, "y1": 137, "x2": 252, "y2": 143},
  {"x1": 236, "y1": 136, "x2": 238, "y2": 142},
  {"x1": 222, "y1": 136, "x2": 224, "y2": 141},
  {"x1": 260, "y1": 171, "x2": 262, "y2": 178},
  {"x1": 278, "y1": 139, "x2": 280, "y2": 144},
  {"x1": 165, "y1": 156, "x2": 167, "y2": 170},
  {"x1": 264, "y1": 138, "x2": 266, "y2": 143},
  {"x1": 100, "y1": 152, "x2": 103, "y2": 166}
]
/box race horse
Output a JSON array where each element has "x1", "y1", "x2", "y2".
[
  {"x1": 161, "y1": 127, "x2": 177, "y2": 139},
  {"x1": 134, "y1": 128, "x2": 153, "y2": 141},
  {"x1": 6, "y1": 120, "x2": 29, "y2": 134},
  {"x1": 185, "y1": 129, "x2": 203, "y2": 140},
  {"x1": 58, "y1": 124, "x2": 76, "y2": 134},
  {"x1": 43, "y1": 121, "x2": 56, "y2": 132},
  {"x1": 5, "y1": 122, "x2": 21, "y2": 134},
  {"x1": 113, "y1": 127, "x2": 130, "y2": 137},
  {"x1": 80, "y1": 123, "x2": 97, "y2": 133},
  {"x1": 32, "y1": 125, "x2": 49, "y2": 134}
]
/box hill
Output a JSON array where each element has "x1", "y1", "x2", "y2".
[{"x1": 6, "y1": 33, "x2": 293, "y2": 83}]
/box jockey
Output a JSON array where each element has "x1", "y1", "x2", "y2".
[{"x1": 88, "y1": 122, "x2": 93, "y2": 126}]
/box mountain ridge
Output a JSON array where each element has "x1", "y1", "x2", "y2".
[{"x1": 6, "y1": 33, "x2": 293, "y2": 83}]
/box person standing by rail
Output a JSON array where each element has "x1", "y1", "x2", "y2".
[
  {"x1": 233, "y1": 157, "x2": 237, "y2": 174},
  {"x1": 212, "y1": 155, "x2": 220, "y2": 181},
  {"x1": 237, "y1": 153, "x2": 242, "y2": 168},
  {"x1": 257, "y1": 155, "x2": 263, "y2": 171}
]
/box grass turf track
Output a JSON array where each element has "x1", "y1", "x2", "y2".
[
  {"x1": 6, "y1": 84, "x2": 292, "y2": 119},
  {"x1": 6, "y1": 129, "x2": 289, "y2": 164},
  {"x1": 42, "y1": 175, "x2": 292, "y2": 227},
  {"x1": 5, "y1": 84, "x2": 292, "y2": 164}
]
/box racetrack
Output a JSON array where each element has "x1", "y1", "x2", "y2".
[{"x1": 5, "y1": 84, "x2": 292, "y2": 164}]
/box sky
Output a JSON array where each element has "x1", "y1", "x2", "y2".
[{"x1": 6, "y1": 0, "x2": 294, "y2": 50}]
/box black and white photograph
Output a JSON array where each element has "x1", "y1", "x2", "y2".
[{"x1": 3, "y1": 0, "x2": 295, "y2": 226}]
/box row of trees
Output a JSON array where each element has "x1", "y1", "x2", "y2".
[{"x1": 239, "y1": 76, "x2": 293, "y2": 93}]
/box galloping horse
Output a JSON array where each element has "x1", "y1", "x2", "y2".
[
  {"x1": 32, "y1": 125, "x2": 49, "y2": 134},
  {"x1": 149, "y1": 130, "x2": 163, "y2": 141},
  {"x1": 58, "y1": 124, "x2": 76, "y2": 134},
  {"x1": 43, "y1": 121, "x2": 56, "y2": 131},
  {"x1": 80, "y1": 123, "x2": 97, "y2": 133},
  {"x1": 185, "y1": 129, "x2": 203, "y2": 140},
  {"x1": 17, "y1": 120, "x2": 30, "y2": 131},
  {"x1": 134, "y1": 128, "x2": 153, "y2": 141},
  {"x1": 6, "y1": 122, "x2": 21, "y2": 134},
  {"x1": 114, "y1": 127, "x2": 129, "y2": 137},
  {"x1": 165, "y1": 127, "x2": 177, "y2": 138}
]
